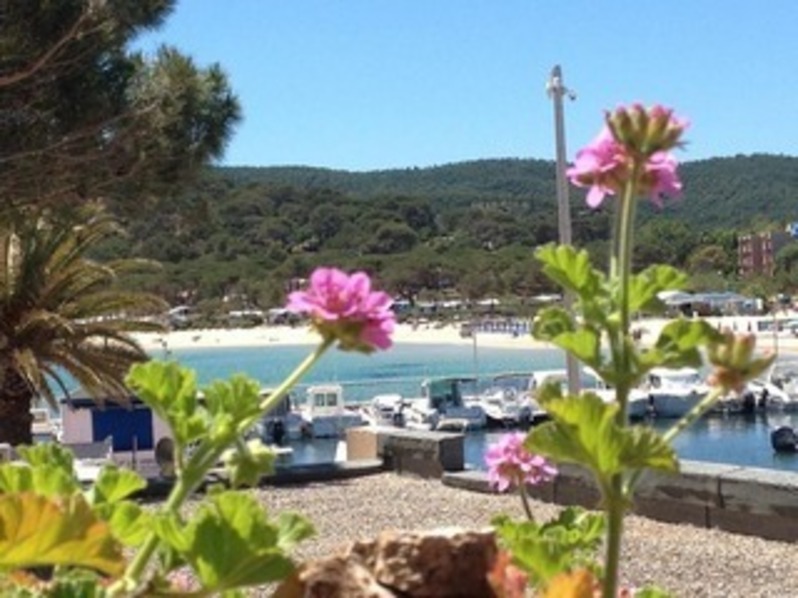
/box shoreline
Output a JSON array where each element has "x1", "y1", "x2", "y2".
[{"x1": 133, "y1": 315, "x2": 798, "y2": 354}]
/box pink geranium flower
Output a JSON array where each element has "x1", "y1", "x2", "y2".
[
  {"x1": 566, "y1": 127, "x2": 629, "y2": 208},
  {"x1": 485, "y1": 432, "x2": 557, "y2": 492},
  {"x1": 568, "y1": 104, "x2": 687, "y2": 209},
  {"x1": 286, "y1": 267, "x2": 395, "y2": 353},
  {"x1": 641, "y1": 151, "x2": 683, "y2": 207}
]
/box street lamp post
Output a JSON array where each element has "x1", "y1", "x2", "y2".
[{"x1": 546, "y1": 65, "x2": 581, "y2": 395}]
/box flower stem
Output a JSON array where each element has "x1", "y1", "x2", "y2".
[
  {"x1": 602, "y1": 166, "x2": 639, "y2": 598},
  {"x1": 241, "y1": 336, "x2": 335, "y2": 433},
  {"x1": 662, "y1": 386, "x2": 725, "y2": 444},
  {"x1": 518, "y1": 482, "x2": 534, "y2": 521},
  {"x1": 603, "y1": 490, "x2": 624, "y2": 598}
]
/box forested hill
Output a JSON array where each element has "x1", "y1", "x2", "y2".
[
  {"x1": 219, "y1": 159, "x2": 557, "y2": 208},
  {"x1": 218, "y1": 153, "x2": 798, "y2": 229},
  {"x1": 101, "y1": 153, "x2": 798, "y2": 307}
]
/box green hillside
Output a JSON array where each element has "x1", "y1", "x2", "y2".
[{"x1": 101, "y1": 154, "x2": 798, "y2": 310}]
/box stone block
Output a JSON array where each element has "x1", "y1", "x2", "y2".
[
  {"x1": 633, "y1": 496, "x2": 709, "y2": 527},
  {"x1": 377, "y1": 429, "x2": 464, "y2": 478},
  {"x1": 719, "y1": 466, "x2": 798, "y2": 518},
  {"x1": 634, "y1": 460, "x2": 739, "y2": 509}
]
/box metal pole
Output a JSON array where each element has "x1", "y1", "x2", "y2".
[{"x1": 547, "y1": 65, "x2": 581, "y2": 395}]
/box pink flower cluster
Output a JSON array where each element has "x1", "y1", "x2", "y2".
[
  {"x1": 567, "y1": 104, "x2": 687, "y2": 209},
  {"x1": 485, "y1": 432, "x2": 557, "y2": 492},
  {"x1": 286, "y1": 267, "x2": 395, "y2": 352}
]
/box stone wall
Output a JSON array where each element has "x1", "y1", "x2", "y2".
[{"x1": 347, "y1": 427, "x2": 798, "y2": 543}]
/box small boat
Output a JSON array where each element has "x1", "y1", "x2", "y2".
[
  {"x1": 402, "y1": 377, "x2": 487, "y2": 431},
  {"x1": 771, "y1": 426, "x2": 798, "y2": 453},
  {"x1": 713, "y1": 361, "x2": 798, "y2": 415},
  {"x1": 466, "y1": 372, "x2": 545, "y2": 428},
  {"x1": 363, "y1": 393, "x2": 407, "y2": 427},
  {"x1": 754, "y1": 359, "x2": 798, "y2": 411},
  {"x1": 297, "y1": 384, "x2": 366, "y2": 438},
  {"x1": 639, "y1": 367, "x2": 708, "y2": 418},
  {"x1": 255, "y1": 389, "x2": 307, "y2": 443}
]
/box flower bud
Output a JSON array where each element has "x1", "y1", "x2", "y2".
[
  {"x1": 707, "y1": 330, "x2": 775, "y2": 393},
  {"x1": 606, "y1": 104, "x2": 687, "y2": 157}
]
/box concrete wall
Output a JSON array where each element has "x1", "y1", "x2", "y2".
[{"x1": 348, "y1": 427, "x2": 798, "y2": 542}]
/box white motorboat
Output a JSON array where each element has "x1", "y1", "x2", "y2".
[
  {"x1": 297, "y1": 384, "x2": 366, "y2": 438},
  {"x1": 729, "y1": 359, "x2": 798, "y2": 413},
  {"x1": 402, "y1": 377, "x2": 487, "y2": 431},
  {"x1": 363, "y1": 393, "x2": 407, "y2": 427},
  {"x1": 761, "y1": 359, "x2": 798, "y2": 410},
  {"x1": 254, "y1": 389, "x2": 308, "y2": 442},
  {"x1": 639, "y1": 367, "x2": 708, "y2": 418},
  {"x1": 467, "y1": 372, "x2": 545, "y2": 428}
]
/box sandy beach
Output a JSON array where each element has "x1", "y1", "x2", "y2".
[{"x1": 133, "y1": 314, "x2": 798, "y2": 355}]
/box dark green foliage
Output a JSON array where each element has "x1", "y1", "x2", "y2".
[
  {"x1": 0, "y1": 0, "x2": 240, "y2": 213},
  {"x1": 98, "y1": 154, "x2": 798, "y2": 306}
]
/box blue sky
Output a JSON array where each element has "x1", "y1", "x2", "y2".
[{"x1": 138, "y1": 1, "x2": 798, "y2": 171}]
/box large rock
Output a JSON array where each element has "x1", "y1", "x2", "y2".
[
  {"x1": 286, "y1": 528, "x2": 499, "y2": 597},
  {"x1": 286, "y1": 556, "x2": 394, "y2": 598}
]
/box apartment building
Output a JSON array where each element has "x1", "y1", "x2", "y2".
[{"x1": 738, "y1": 230, "x2": 793, "y2": 277}]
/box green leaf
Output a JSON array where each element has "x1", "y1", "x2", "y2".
[
  {"x1": 535, "y1": 244, "x2": 604, "y2": 300},
  {"x1": 203, "y1": 375, "x2": 262, "y2": 443},
  {"x1": 526, "y1": 394, "x2": 678, "y2": 484},
  {"x1": 0, "y1": 493, "x2": 124, "y2": 577},
  {"x1": 493, "y1": 507, "x2": 605, "y2": 584},
  {"x1": 526, "y1": 394, "x2": 619, "y2": 479},
  {"x1": 7, "y1": 571, "x2": 111, "y2": 598},
  {"x1": 642, "y1": 318, "x2": 723, "y2": 370},
  {"x1": 154, "y1": 491, "x2": 314, "y2": 593},
  {"x1": 628, "y1": 265, "x2": 688, "y2": 314},
  {"x1": 17, "y1": 443, "x2": 75, "y2": 471},
  {"x1": 88, "y1": 466, "x2": 147, "y2": 505},
  {"x1": 126, "y1": 361, "x2": 208, "y2": 448},
  {"x1": 94, "y1": 501, "x2": 153, "y2": 547},
  {"x1": 533, "y1": 306, "x2": 575, "y2": 341},
  {"x1": 555, "y1": 329, "x2": 602, "y2": 369},
  {"x1": 0, "y1": 445, "x2": 80, "y2": 498},
  {"x1": 222, "y1": 439, "x2": 277, "y2": 488},
  {"x1": 533, "y1": 309, "x2": 602, "y2": 369},
  {"x1": 276, "y1": 512, "x2": 316, "y2": 552}
]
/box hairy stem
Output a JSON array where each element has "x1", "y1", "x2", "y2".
[
  {"x1": 519, "y1": 482, "x2": 534, "y2": 521},
  {"x1": 662, "y1": 386, "x2": 726, "y2": 444},
  {"x1": 603, "y1": 166, "x2": 639, "y2": 598}
]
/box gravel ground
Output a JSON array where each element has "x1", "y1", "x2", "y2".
[{"x1": 250, "y1": 472, "x2": 798, "y2": 597}]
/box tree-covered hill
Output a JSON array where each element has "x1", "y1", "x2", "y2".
[
  {"x1": 102, "y1": 153, "x2": 798, "y2": 309},
  {"x1": 220, "y1": 154, "x2": 798, "y2": 230}
]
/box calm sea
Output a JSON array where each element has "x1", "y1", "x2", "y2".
[{"x1": 156, "y1": 341, "x2": 798, "y2": 473}]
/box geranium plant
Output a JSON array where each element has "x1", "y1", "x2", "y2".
[
  {"x1": 0, "y1": 267, "x2": 395, "y2": 596},
  {"x1": 489, "y1": 104, "x2": 774, "y2": 597}
]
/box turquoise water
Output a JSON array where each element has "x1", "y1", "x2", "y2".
[
  {"x1": 158, "y1": 341, "x2": 568, "y2": 402},
  {"x1": 158, "y1": 342, "x2": 798, "y2": 473}
]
